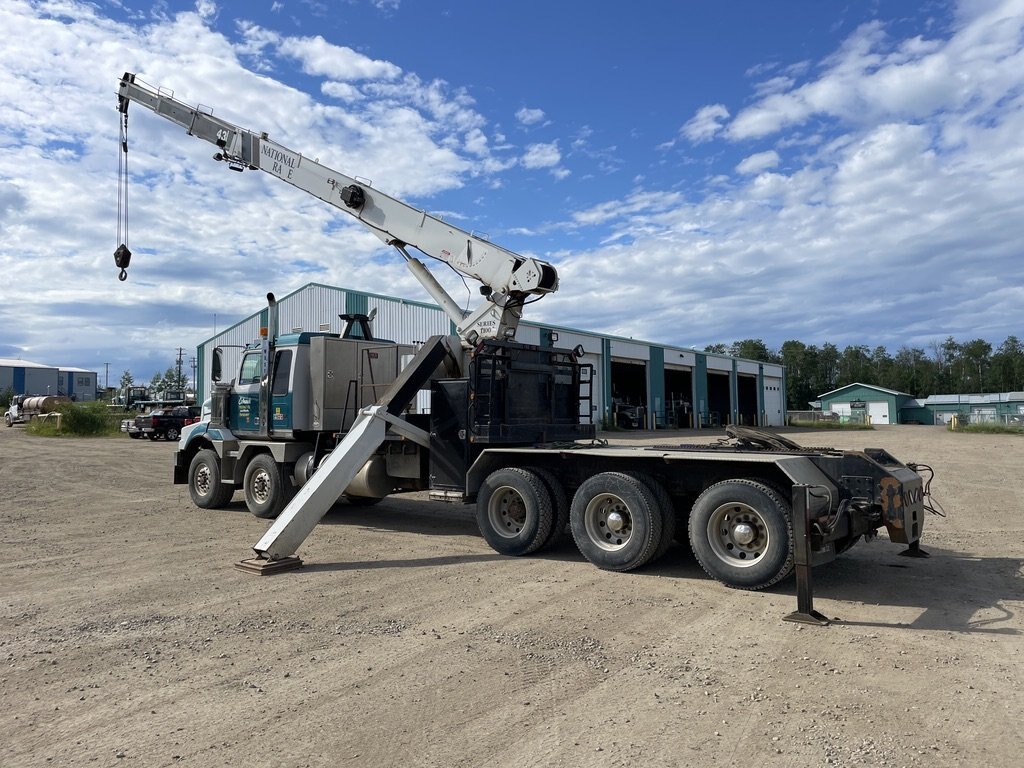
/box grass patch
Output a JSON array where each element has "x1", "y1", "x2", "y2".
[
  {"x1": 948, "y1": 422, "x2": 1024, "y2": 435},
  {"x1": 787, "y1": 419, "x2": 874, "y2": 430},
  {"x1": 25, "y1": 401, "x2": 123, "y2": 437}
]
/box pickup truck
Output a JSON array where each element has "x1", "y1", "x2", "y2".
[{"x1": 135, "y1": 405, "x2": 200, "y2": 441}]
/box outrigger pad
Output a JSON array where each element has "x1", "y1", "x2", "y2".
[
  {"x1": 234, "y1": 555, "x2": 303, "y2": 575},
  {"x1": 899, "y1": 541, "x2": 931, "y2": 558},
  {"x1": 783, "y1": 608, "x2": 831, "y2": 626}
]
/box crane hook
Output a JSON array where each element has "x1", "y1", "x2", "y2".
[{"x1": 114, "y1": 243, "x2": 131, "y2": 281}]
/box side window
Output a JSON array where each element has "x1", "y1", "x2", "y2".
[
  {"x1": 272, "y1": 350, "x2": 292, "y2": 396},
  {"x1": 239, "y1": 353, "x2": 262, "y2": 384}
]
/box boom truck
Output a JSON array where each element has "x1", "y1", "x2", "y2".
[{"x1": 116, "y1": 72, "x2": 937, "y2": 611}]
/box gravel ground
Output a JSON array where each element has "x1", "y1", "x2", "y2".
[{"x1": 1, "y1": 424, "x2": 1021, "y2": 767}]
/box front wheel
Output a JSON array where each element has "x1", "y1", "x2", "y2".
[
  {"x1": 476, "y1": 468, "x2": 554, "y2": 556},
  {"x1": 243, "y1": 454, "x2": 296, "y2": 519},
  {"x1": 4, "y1": 413, "x2": 12, "y2": 427},
  {"x1": 570, "y1": 472, "x2": 662, "y2": 572},
  {"x1": 188, "y1": 448, "x2": 233, "y2": 509},
  {"x1": 688, "y1": 479, "x2": 794, "y2": 590}
]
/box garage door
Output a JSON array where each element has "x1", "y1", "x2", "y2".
[
  {"x1": 763, "y1": 379, "x2": 784, "y2": 427},
  {"x1": 867, "y1": 401, "x2": 890, "y2": 425}
]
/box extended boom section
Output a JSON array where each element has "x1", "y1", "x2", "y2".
[{"x1": 117, "y1": 72, "x2": 557, "y2": 345}]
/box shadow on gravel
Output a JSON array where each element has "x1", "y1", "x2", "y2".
[
  {"x1": 299, "y1": 552, "x2": 509, "y2": 573},
  {"x1": 239, "y1": 494, "x2": 1020, "y2": 634},
  {"x1": 780, "y1": 543, "x2": 1021, "y2": 634}
]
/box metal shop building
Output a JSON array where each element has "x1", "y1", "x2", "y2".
[
  {"x1": 819, "y1": 382, "x2": 1024, "y2": 426},
  {"x1": 0, "y1": 359, "x2": 98, "y2": 401},
  {"x1": 817, "y1": 383, "x2": 914, "y2": 425},
  {"x1": 194, "y1": 283, "x2": 787, "y2": 429},
  {"x1": 899, "y1": 392, "x2": 1024, "y2": 426}
]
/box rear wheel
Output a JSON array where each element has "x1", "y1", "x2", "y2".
[
  {"x1": 526, "y1": 466, "x2": 569, "y2": 552},
  {"x1": 623, "y1": 471, "x2": 677, "y2": 564},
  {"x1": 688, "y1": 479, "x2": 793, "y2": 590},
  {"x1": 188, "y1": 448, "x2": 233, "y2": 509},
  {"x1": 570, "y1": 472, "x2": 662, "y2": 572},
  {"x1": 243, "y1": 454, "x2": 296, "y2": 519},
  {"x1": 166, "y1": 426, "x2": 180, "y2": 441},
  {"x1": 476, "y1": 468, "x2": 554, "y2": 556}
]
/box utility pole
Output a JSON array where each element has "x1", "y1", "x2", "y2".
[
  {"x1": 176, "y1": 347, "x2": 185, "y2": 389},
  {"x1": 189, "y1": 357, "x2": 197, "y2": 391}
]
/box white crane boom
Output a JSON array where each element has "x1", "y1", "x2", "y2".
[{"x1": 116, "y1": 72, "x2": 558, "y2": 345}]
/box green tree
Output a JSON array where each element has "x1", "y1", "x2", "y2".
[
  {"x1": 838, "y1": 345, "x2": 871, "y2": 385},
  {"x1": 780, "y1": 340, "x2": 814, "y2": 410},
  {"x1": 960, "y1": 339, "x2": 992, "y2": 393},
  {"x1": 991, "y1": 336, "x2": 1024, "y2": 392},
  {"x1": 729, "y1": 339, "x2": 778, "y2": 363},
  {"x1": 816, "y1": 343, "x2": 839, "y2": 394},
  {"x1": 118, "y1": 369, "x2": 134, "y2": 390}
]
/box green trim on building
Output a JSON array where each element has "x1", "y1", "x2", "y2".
[
  {"x1": 694, "y1": 353, "x2": 709, "y2": 427},
  {"x1": 601, "y1": 337, "x2": 613, "y2": 427},
  {"x1": 649, "y1": 345, "x2": 665, "y2": 428}
]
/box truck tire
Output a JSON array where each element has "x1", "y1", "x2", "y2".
[
  {"x1": 243, "y1": 453, "x2": 296, "y2": 519},
  {"x1": 188, "y1": 448, "x2": 234, "y2": 509},
  {"x1": 166, "y1": 427, "x2": 180, "y2": 441},
  {"x1": 570, "y1": 472, "x2": 662, "y2": 572},
  {"x1": 476, "y1": 467, "x2": 554, "y2": 556},
  {"x1": 623, "y1": 471, "x2": 677, "y2": 564},
  {"x1": 5, "y1": 413, "x2": 12, "y2": 427},
  {"x1": 688, "y1": 479, "x2": 794, "y2": 590},
  {"x1": 526, "y1": 466, "x2": 569, "y2": 551}
]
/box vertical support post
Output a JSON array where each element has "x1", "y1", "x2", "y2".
[{"x1": 784, "y1": 484, "x2": 830, "y2": 626}]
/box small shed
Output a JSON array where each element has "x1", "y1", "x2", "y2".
[{"x1": 818, "y1": 383, "x2": 915, "y2": 425}]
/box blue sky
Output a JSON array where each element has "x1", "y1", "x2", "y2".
[{"x1": 1, "y1": 0, "x2": 1023, "y2": 386}]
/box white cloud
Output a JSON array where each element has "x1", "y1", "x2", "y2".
[
  {"x1": 276, "y1": 33, "x2": 402, "y2": 81},
  {"x1": 736, "y1": 150, "x2": 780, "y2": 175},
  {"x1": 521, "y1": 141, "x2": 561, "y2": 169},
  {"x1": 515, "y1": 106, "x2": 546, "y2": 126},
  {"x1": 195, "y1": 0, "x2": 217, "y2": 21},
  {"x1": 680, "y1": 104, "x2": 730, "y2": 143}
]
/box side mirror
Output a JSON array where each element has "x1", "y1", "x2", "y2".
[{"x1": 212, "y1": 347, "x2": 223, "y2": 383}]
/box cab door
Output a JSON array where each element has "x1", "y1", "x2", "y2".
[
  {"x1": 231, "y1": 351, "x2": 263, "y2": 435},
  {"x1": 270, "y1": 349, "x2": 294, "y2": 435}
]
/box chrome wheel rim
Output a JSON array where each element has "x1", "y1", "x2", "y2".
[
  {"x1": 706, "y1": 501, "x2": 768, "y2": 568},
  {"x1": 195, "y1": 463, "x2": 212, "y2": 497},
  {"x1": 584, "y1": 493, "x2": 633, "y2": 551},
  {"x1": 250, "y1": 468, "x2": 272, "y2": 505}
]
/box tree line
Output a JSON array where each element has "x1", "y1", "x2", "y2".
[
  {"x1": 702, "y1": 336, "x2": 1024, "y2": 410},
  {"x1": 118, "y1": 366, "x2": 190, "y2": 395}
]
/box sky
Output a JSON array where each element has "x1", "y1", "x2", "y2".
[{"x1": 1, "y1": 0, "x2": 1023, "y2": 386}]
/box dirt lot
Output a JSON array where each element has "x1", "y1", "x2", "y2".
[{"x1": 2, "y1": 425, "x2": 1021, "y2": 767}]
